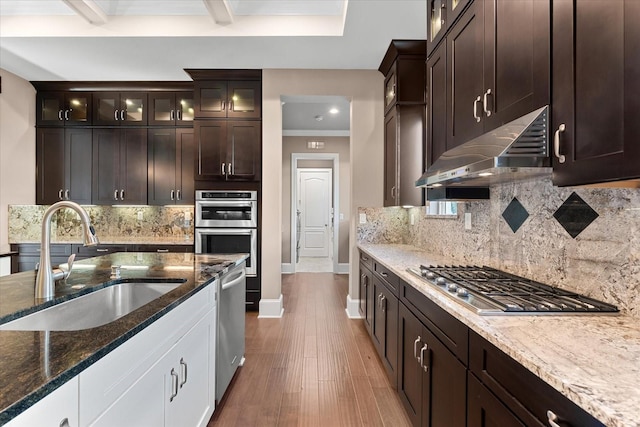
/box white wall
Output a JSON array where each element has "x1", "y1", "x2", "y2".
[
  {"x1": 0, "y1": 69, "x2": 36, "y2": 251},
  {"x1": 262, "y1": 69, "x2": 384, "y2": 315}
]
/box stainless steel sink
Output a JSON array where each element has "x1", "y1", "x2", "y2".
[{"x1": 0, "y1": 281, "x2": 184, "y2": 331}]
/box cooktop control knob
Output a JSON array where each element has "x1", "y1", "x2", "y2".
[
  {"x1": 447, "y1": 283, "x2": 458, "y2": 292},
  {"x1": 435, "y1": 277, "x2": 447, "y2": 286},
  {"x1": 425, "y1": 271, "x2": 436, "y2": 280},
  {"x1": 457, "y1": 288, "x2": 469, "y2": 298}
]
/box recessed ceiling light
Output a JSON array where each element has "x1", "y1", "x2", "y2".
[{"x1": 329, "y1": 107, "x2": 339, "y2": 114}]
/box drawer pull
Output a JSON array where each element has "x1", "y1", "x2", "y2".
[
  {"x1": 547, "y1": 410, "x2": 561, "y2": 427},
  {"x1": 157, "y1": 249, "x2": 169, "y2": 253},
  {"x1": 362, "y1": 255, "x2": 369, "y2": 261},
  {"x1": 59, "y1": 418, "x2": 70, "y2": 427},
  {"x1": 180, "y1": 357, "x2": 188, "y2": 388},
  {"x1": 380, "y1": 271, "x2": 388, "y2": 277},
  {"x1": 96, "y1": 248, "x2": 109, "y2": 252}
]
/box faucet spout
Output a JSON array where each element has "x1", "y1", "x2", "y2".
[{"x1": 35, "y1": 201, "x2": 99, "y2": 299}]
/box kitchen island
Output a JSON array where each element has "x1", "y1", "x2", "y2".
[
  {"x1": 0, "y1": 252, "x2": 247, "y2": 425},
  {"x1": 359, "y1": 243, "x2": 640, "y2": 427}
]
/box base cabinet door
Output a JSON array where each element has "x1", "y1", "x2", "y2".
[
  {"x1": 398, "y1": 302, "x2": 466, "y2": 427},
  {"x1": 467, "y1": 373, "x2": 529, "y2": 427},
  {"x1": 5, "y1": 377, "x2": 79, "y2": 427}
]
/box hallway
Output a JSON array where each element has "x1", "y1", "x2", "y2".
[{"x1": 208, "y1": 273, "x2": 411, "y2": 426}]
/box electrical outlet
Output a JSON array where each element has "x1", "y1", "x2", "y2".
[
  {"x1": 410, "y1": 214, "x2": 415, "y2": 225},
  {"x1": 137, "y1": 211, "x2": 143, "y2": 221},
  {"x1": 339, "y1": 213, "x2": 344, "y2": 220},
  {"x1": 359, "y1": 213, "x2": 367, "y2": 224},
  {"x1": 464, "y1": 213, "x2": 472, "y2": 230}
]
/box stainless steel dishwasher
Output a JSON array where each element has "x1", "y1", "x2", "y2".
[{"x1": 216, "y1": 261, "x2": 246, "y2": 403}]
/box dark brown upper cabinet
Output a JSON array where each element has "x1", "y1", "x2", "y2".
[
  {"x1": 379, "y1": 40, "x2": 425, "y2": 207},
  {"x1": 148, "y1": 128, "x2": 194, "y2": 205},
  {"x1": 36, "y1": 92, "x2": 92, "y2": 126},
  {"x1": 427, "y1": 0, "x2": 472, "y2": 56},
  {"x1": 551, "y1": 0, "x2": 640, "y2": 187},
  {"x1": 194, "y1": 81, "x2": 261, "y2": 119},
  {"x1": 93, "y1": 92, "x2": 147, "y2": 126},
  {"x1": 194, "y1": 120, "x2": 261, "y2": 181},
  {"x1": 148, "y1": 92, "x2": 194, "y2": 126},
  {"x1": 426, "y1": 42, "x2": 447, "y2": 167},
  {"x1": 92, "y1": 128, "x2": 147, "y2": 205},
  {"x1": 36, "y1": 128, "x2": 92, "y2": 205},
  {"x1": 429, "y1": 0, "x2": 549, "y2": 159}
]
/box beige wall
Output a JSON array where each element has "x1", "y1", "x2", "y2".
[
  {"x1": 262, "y1": 69, "x2": 384, "y2": 305},
  {"x1": 0, "y1": 69, "x2": 36, "y2": 250},
  {"x1": 281, "y1": 136, "x2": 350, "y2": 264}
]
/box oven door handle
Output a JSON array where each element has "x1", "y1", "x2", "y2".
[
  {"x1": 221, "y1": 267, "x2": 246, "y2": 290},
  {"x1": 196, "y1": 200, "x2": 255, "y2": 208}
]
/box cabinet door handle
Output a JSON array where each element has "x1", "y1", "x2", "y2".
[
  {"x1": 177, "y1": 110, "x2": 182, "y2": 120},
  {"x1": 483, "y1": 89, "x2": 493, "y2": 116},
  {"x1": 120, "y1": 189, "x2": 125, "y2": 200},
  {"x1": 390, "y1": 186, "x2": 396, "y2": 199},
  {"x1": 420, "y1": 343, "x2": 430, "y2": 372},
  {"x1": 360, "y1": 273, "x2": 366, "y2": 284},
  {"x1": 59, "y1": 189, "x2": 64, "y2": 200},
  {"x1": 171, "y1": 190, "x2": 175, "y2": 201},
  {"x1": 221, "y1": 101, "x2": 226, "y2": 111},
  {"x1": 120, "y1": 109, "x2": 125, "y2": 121},
  {"x1": 413, "y1": 336, "x2": 422, "y2": 361},
  {"x1": 553, "y1": 123, "x2": 566, "y2": 164},
  {"x1": 546, "y1": 410, "x2": 561, "y2": 427},
  {"x1": 221, "y1": 162, "x2": 226, "y2": 176},
  {"x1": 229, "y1": 100, "x2": 234, "y2": 112},
  {"x1": 58, "y1": 110, "x2": 64, "y2": 121},
  {"x1": 170, "y1": 109, "x2": 175, "y2": 121},
  {"x1": 65, "y1": 189, "x2": 70, "y2": 200},
  {"x1": 473, "y1": 96, "x2": 482, "y2": 122},
  {"x1": 59, "y1": 418, "x2": 70, "y2": 427},
  {"x1": 64, "y1": 109, "x2": 70, "y2": 121},
  {"x1": 114, "y1": 110, "x2": 119, "y2": 121},
  {"x1": 381, "y1": 295, "x2": 386, "y2": 312},
  {"x1": 176, "y1": 190, "x2": 181, "y2": 200},
  {"x1": 114, "y1": 189, "x2": 119, "y2": 200},
  {"x1": 180, "y1": 357, "x2": 188, "y2": 388},
  {"x1": 380, "y1": 271, "x2": 388, "y2": 278},
  {"x1": 440, "y1": 2, "x2": 446, "y2": 25},
  {"x1": 170, "y1": 368, "x2": 179, "y2": 401}
]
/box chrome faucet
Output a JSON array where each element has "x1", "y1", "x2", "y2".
[{"x1": 35, "y1": 201, "x2": 99, "y2": 299}]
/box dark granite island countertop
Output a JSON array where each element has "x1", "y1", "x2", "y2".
[{"x1": 0, "y1": 252, "x2": 248, "y2": 425}]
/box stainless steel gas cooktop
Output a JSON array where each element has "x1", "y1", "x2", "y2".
[{"x1": 407, "y1": 265, "x2": 619, "y2": 315}]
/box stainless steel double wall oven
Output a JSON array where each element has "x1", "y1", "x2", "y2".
[{"x1": 195, "y1": 191, "x2": 258, "y2": 277}]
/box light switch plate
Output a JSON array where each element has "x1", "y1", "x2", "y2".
[
  {"x1": 359, "y1": 213, "x2": 367, "y2": 224},
  {"x1": 137, "y1": 211, "x2": 143, "y2": 221},
  {"x1": 464, "y1": 213, "x2": 472, "y2": 230}
]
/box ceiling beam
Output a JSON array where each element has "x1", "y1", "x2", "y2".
[
  {"x1": 62, "y1": 0, "x2": 107, "y2": 25},
  {"x1": 203, "y1": 0, "x2": 234, "y2": 25}
]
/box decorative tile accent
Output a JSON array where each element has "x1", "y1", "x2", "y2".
[
  {"x1": 502, "y1": 197, "x2": 529, "y2": 233},
  {"x1": 553, "y1": 192, "x2": 599, "y2": 238}
]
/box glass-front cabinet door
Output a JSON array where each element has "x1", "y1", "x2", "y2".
[
  {"x1": 384, "y1": 66, "x2": 397, "y2": 113},
  {"x1": 227, "y1": 81, "x2": 261, "y2": 119},
  {"x1": 427, "y1": 0, "x2": 472, "y2": 56},
  {"x1": 93, "y1": 92, "x2": 146, "y2": 125},
  {"x1": 148, "y1": 92, "x2": 194, "y2": 125},
  {"x1": 37, "y1": 92, "x2": 91, "y2": 126},
  {"x1": 195, "y1": 81, "x2": 227, "y2": 118}
]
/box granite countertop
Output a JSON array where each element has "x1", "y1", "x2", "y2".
[
  {"x1": 0, "y1": 252, "x2": 247, "y2": 424},
  {"x1": 358, "y1": 243, "x2": 640, "y2": 427},
  {"x1": 10, "y1": 238, "x2": 194, "y2": 245}
]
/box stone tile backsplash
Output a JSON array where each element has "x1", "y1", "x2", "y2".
[
  {"x1": 8, "y1": 205, "x2": 194, "y2": 244},
  {"x1": 358, "y1": 176, "x2": 640, "y2": 317}
]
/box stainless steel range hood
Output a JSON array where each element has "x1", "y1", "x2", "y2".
[{"x1": 416, "y1": 106, "x2": 552, "y2": 201}]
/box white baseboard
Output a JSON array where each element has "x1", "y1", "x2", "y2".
[
  {"x1": 345, "y1": 295, "x2": 363, "y2": 319},
  {"x1": 258, "y1": 295, "x2": 284, "y2": 318},
  {"x1": 337, "y1": 263, "x2": 349, "y2": 274},
  {"x1": 281, "y1": 263, "x2": 294, "y2": 274}
]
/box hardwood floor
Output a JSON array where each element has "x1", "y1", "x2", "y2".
[{"x1": 207, "y1": 273, "x2": 412, "y2": 427}]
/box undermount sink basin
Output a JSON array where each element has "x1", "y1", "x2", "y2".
[{"x1": 0, "y1": 280, "x2": 184, "y2": 331}]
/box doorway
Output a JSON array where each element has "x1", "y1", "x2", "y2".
[
  {"x1": 290, "y1": 153, "x2": 340, "y2": 273},
  {"x1": 297, "y1": 168, "x2": 333, "y2": 271}
]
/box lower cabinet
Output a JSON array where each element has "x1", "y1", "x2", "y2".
[
  {"x1": 359, "y1": 259, "x2": 374, "y2": 334},
  {"x1": 4, "y1": 378, "x2": 79, "y2": 427},
  {"x1": 467, "y1": 373, "x2": 528, "y2": 427},
  {"x1": 371, "y1": 275, "x2": 398, "y2": 387},
  {"x1": 397, "y1": 302, "x2": 466, "y2": 427}
]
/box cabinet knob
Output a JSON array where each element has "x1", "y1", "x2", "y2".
[{"x1": 553, "y1": 124, "x2": 566, "y2": 164}]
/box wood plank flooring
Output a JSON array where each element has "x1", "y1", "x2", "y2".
[{"x1": 207, "y1": 273, "x2": 412, "y2": 427}]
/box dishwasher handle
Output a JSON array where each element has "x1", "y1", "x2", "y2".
[{"x1": 221, "y1": 267, "x2": 246, "y2": 290}]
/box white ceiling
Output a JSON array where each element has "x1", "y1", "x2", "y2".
[{"x1": 0, "y1": 0, "x2": 426, "y2": 133}]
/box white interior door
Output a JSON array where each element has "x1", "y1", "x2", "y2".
[{"x1": 298, "y1": 169, "x2": 332, "y2": 258}]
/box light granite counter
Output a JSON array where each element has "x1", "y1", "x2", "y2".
[{"x1": 358, "y1": 243, "x2": 640, "y2": 427}]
